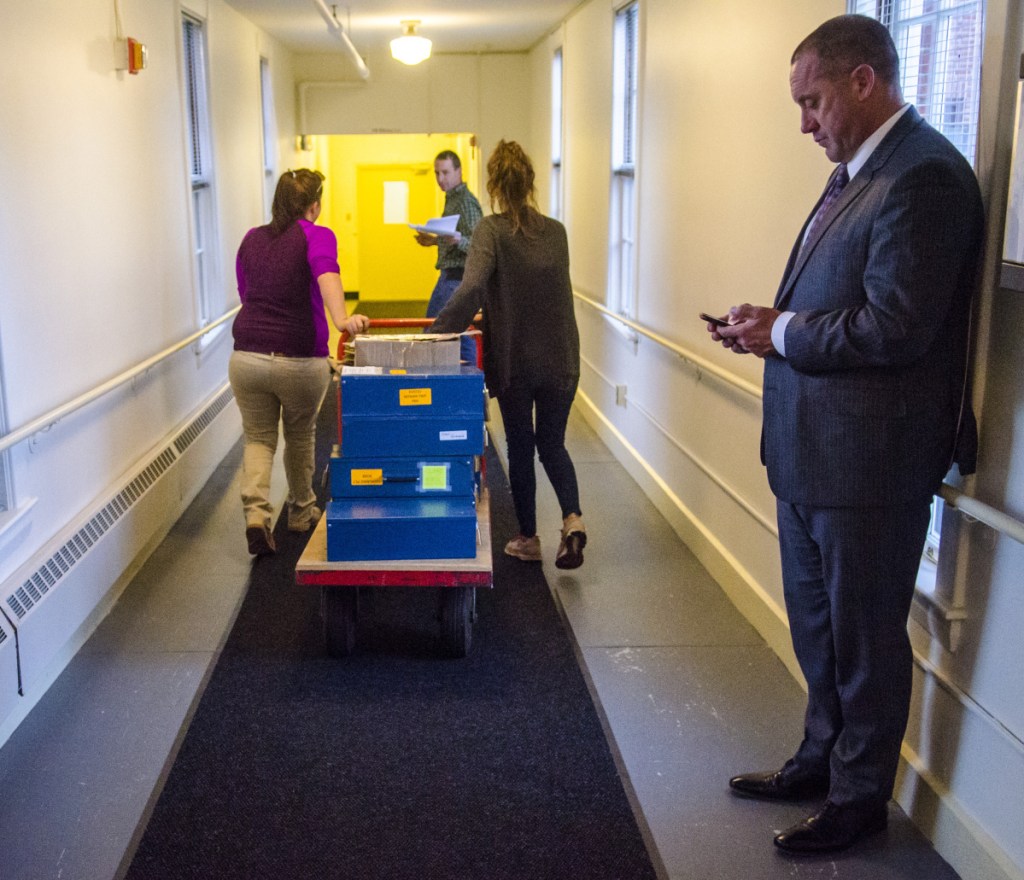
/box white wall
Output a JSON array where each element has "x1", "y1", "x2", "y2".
[
  {"x1": 292, "y1": 49, "x2": 531, "y2": 189},
  {"x1": 525, "y1": 0, "x2": 1024, "y2": 878},
  {"x1": 0, "y1": 0, "x2": 297, "y2": 730}
]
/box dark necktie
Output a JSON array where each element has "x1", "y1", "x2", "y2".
[{"x1": 802, "y1": 163, "x2": 849, "y2": 250}]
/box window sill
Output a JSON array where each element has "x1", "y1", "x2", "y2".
[
  {"x1": 194, "y1": 322, "x2": 228, "y2": 359},
  {"x1": 603, "y1": 310, "x2": 640, "y2": 350},
  {"x1": 0, "y1": 497, "x2": 38, "y2": 540}
]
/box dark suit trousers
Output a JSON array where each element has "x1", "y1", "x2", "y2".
[{"x1": 776, "y1": 498, "x2": 932, "y2": 807}]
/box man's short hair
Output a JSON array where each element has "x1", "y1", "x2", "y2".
[
  {"x1": 435, "y1": 150, "x2": 461, "y2": 169},
  {"x1": 793, "y1": 14, "x2": 900, "y2": 86}
]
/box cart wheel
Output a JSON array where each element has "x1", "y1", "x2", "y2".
[
  {"x1": 322, "y1": 586, "x2": 358, "y2": 657},
  {"x1": 440, "y1": 586, "x2": 473, "y2": 658}
]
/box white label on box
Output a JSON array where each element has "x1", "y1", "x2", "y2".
[{"x1": 439, "y1": 430, "x2": 468, "y2": 441}]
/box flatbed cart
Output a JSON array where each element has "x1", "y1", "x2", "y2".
[
  {"x1": 295, "y1": 489, "x2": 492, "y2": 658},
  {"x1": 295, "y1": 315, "x2": 490, "y2": 658}
]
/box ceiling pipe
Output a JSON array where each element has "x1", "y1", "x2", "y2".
[{"x1": 311, "y1": 0, "x2": 370, "y2": 80}]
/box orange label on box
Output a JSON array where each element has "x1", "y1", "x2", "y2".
[
  {"x1": 399, "y1": 388, "x2": 432, "y2": 406},
  {"x1": 350, "y1": 469, "x2": 384, "y2": 486}
]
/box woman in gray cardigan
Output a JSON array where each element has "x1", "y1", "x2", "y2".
[{"x1": 430, "y1": 140, "x2": 586, "y2": 569}]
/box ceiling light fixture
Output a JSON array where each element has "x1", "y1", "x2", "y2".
[
  {"x1": 390, "y1": 20, "x2": 432, "y2": 66},
  {"x1": 311, "y1": 0, "x2": 370, "y2": 79}
]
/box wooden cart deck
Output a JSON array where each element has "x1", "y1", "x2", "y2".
[
  {"x1": 295, "y1": 490, "x2": 493, "y2": 657},
  {"x1": 295, "y1": 489, "x2": 492, "y2": 587}
]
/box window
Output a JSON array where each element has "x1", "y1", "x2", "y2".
[
  {"x1": 259, "y1": 57, "x2": 277, "y2": 222},
  {"x1": 551, "y1": 48, "x2": 564, "y2": 220},
  {"x1": 851, "y1": 0, "x2": 986, "y2": 604},
  {"x1": 0, "y1": 367, "x2": 11, "y2": 517},
  {"x1": 851, "y1": 0, "x2": 985, "y2": 163},
  {"x1": 182, "y1": 13, "x2": 220, "y2": 330},
  {"x1": 609, "y1": 2, "x2": 639, "y2": 318}
]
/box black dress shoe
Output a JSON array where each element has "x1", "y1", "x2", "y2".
[
  {"x1": 774, "y1": 800, "x2": 888, "y2": 853},
  {"x1": 729, "y1": 766, "x2": 829, "y2": 801}
]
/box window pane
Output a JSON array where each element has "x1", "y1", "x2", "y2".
[
  {"x1": 551, "y1": 49, "x2": 563, "y2": 163},
  {"x1": 853, "y1": 0, "x2": 984, "y2": 163},
  {"x1": 382, "y1": 181, "x2": 410, "y2": 224},
  {"x1": 259, "y1": 57, "x2": 275, "y2": 173},
  {"x1": 182, "y1": 14, "x2": 219, "y2": 329},
  {"x1": 624, "y1": 4, "x2": 638, "y2": 167},
  {"x1": 0, "y1": 395, "x2": 10, "y2": 513},
  {"x1": 609, "y1": 3, "x2": 640, "y2": 318},
  {"x1": 183, "y1": 19, "x2": 203, "y2": 179},
  {"x1": 552, "y1": 48, "x2": 564, "y2": 219}
]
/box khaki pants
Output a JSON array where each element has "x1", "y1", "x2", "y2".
[{"x1": 228, "y1": 351, "x2": 332, "y2": 530}]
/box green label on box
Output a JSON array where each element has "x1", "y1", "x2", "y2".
[{"x1": 419, "y1": 464, "x2": 449, "y2": 491}]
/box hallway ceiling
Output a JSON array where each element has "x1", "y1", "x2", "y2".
[{"x1": 224, "y1": 0, "x2": 580, "y2": 55}]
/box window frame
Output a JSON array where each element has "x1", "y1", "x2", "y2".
[
  {"x1": 850, "y1": 0, "x2": 985, "y2": 164},
  {"x1": 181, "y1": 12, "x2": 222, "y2": 340},
  {"x1": 850, "y1": 0, "x2": 986, "y2": 628},
  {"x1": 551, "y1": 47, "x2": 564, "y2": 221},
  {"x1": 0, "y1": 356, "x2": 12, "y2": 518},
  {"x1": 608, "y1": 1, "x2": 640, "y2": 320},
  {"x1": 259, "y1": 56, "x2": 277, "y2": 223}
]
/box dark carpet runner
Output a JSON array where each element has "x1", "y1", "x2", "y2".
[{"x1": 124, "y1": 392, "x2": 658, "y2": 880}]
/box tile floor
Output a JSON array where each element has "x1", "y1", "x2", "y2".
[{"x1": 0, "y1": 408, "x2": 961, "y2": 880}]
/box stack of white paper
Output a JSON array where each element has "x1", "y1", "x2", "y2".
[{"x1": 409, "y1": 214, "x2": 460, "y2": 235}]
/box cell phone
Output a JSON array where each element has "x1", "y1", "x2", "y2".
[{"x1": 699, "y1": 312, "x2": 731, "y2": 327}]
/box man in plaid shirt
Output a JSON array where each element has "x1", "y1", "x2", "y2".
[{"x1": 415, "y1": 150, "x2": 483, "y2": 363}]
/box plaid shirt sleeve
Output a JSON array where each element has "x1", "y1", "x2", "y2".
[{"x1": 437, "y1": 185, "x2": 484, "y2": 269}]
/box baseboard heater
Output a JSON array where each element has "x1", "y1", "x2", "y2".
[{"x1": 0, "y1": 386, "x2": 237, "y2": 723}]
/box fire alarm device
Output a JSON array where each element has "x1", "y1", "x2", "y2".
[
  {"x1": 127, "y1": 38, "x2": 147, "y2": 74},
  {"x1": 116, "y1": 37, "x2": 147, "y2": 74}
]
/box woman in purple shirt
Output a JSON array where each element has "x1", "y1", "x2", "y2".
[{"x1": 230, "y1": 169, "x2": 369, "y2": 556}]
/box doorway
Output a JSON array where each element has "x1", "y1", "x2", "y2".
[{"x1": 314, "y1": 132, "x2": 480, "y2": 309}]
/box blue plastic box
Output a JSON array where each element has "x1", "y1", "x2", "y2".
[
  {"x1": 340, "y1": 367, "x2": 485, "y2": 458},
  {"x1": 326, "y1": 497, "x2": 478, "y2": 561},
  {"x1": 330, "y1": 456, "x2": 477, "y2": 499},
  {"x1": 340, "y1": 366, "x2": 484, "y2": 417},
  {"x1": 340, "y1": 417, "x2": 484, "y2": 458}
]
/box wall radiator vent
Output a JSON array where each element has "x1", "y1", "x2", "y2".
[
  {"x1": 174, "y1": 388, "x2": 233, "y2": 455},
  {"x1": 5, "y1": 389, "x2": 235, "y2": 622}
]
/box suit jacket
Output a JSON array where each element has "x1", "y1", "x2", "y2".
[{"x1": 762, "y1": 107, "x2": 984, "y2": 507}]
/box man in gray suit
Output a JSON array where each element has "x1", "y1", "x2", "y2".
[{"x1": 708, "y1": 15, "x2": 984, "y2": 854}]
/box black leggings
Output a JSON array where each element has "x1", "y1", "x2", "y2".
[{"x1": 496, "y1": 380, "x2": 582, "y2": 537}]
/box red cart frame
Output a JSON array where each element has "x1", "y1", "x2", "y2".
[{"x1": 295, "y1": 317, "x2": 490, "y2": 659}]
